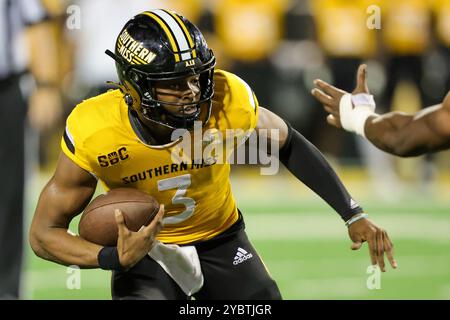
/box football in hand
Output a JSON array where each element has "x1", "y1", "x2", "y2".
[{"x1": 78, "y1": 188, "x2": 160, "y2": 246}]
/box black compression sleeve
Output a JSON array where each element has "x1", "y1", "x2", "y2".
[{"x1": 279, "y1": 121, "x2": 363, "y2": 222}]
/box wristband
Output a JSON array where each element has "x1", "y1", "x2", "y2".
[
  {"x1": 97, "y1": 246, "x2": 124, "y2": 271},
  {"x1": 345, "y1": 213, "x2": 369, "y2": 228},
  {"x1": 339, "y1": 93, "x2": 376, "y2": 137}
]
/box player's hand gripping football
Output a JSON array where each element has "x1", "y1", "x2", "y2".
[
  {"x1": 114, "y1": 204, "x2": 164, "y2": 270},
  {"x1": 311, "y1": 64, "x2": 370, "y2": 128},
  {"x1": 348, "y1": 216, "x2": 397, "y2": 272}
]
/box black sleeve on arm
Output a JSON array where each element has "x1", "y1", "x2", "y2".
[{"x1": 278, "y1": 121, "x2": 364, "y2": 222}]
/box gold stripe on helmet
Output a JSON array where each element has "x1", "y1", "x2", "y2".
[
  {"x1": 132, "y1": 56, "x2": 147, "y2": 65},
  {"x1": 142, "y1": 12, "x2": 181, "y2": 62},
  {"x1": 163, "y1": 10, "x2": 197, "y2": 59}
]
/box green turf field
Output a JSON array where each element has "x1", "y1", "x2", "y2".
[{"x1": 23, "y1": 169, "x2": 450, "y2": 300}]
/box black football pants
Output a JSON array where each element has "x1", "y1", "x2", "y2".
[{"x1": 111, "y1": 214, "x2": 282, "y2": 300}]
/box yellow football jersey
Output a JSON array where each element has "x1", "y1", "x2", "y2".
[
  {"x1": 379, "y1": 0, "x2": 431, "y2": 54},
  {"x1": 61, "y1": 69, "x2": 259, "y2": 244},
  {"x1": 311, "y1": 0, "x2": 377, "y2": 58},
  {"x1": 431, "y1": 0, "x2": 450, "y2": 46},
  {"x1": 215, "y1": 0, "x2": 288, "y2": 62}
]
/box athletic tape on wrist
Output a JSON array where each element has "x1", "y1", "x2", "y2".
[
  {"x1": 339, "y1": 93, "x2": 376, "y2": 137},
  {"x1": 351, "y1": 93, "x2": 376, "y2": 107}
]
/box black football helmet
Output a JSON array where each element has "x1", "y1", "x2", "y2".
[{"x1": 105, "y1": 9, "x2": 215, "y2": 131}]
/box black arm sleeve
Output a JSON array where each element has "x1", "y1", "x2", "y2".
[{"x1": 279, "y1": 121, "x2": 363, "y2": 222}]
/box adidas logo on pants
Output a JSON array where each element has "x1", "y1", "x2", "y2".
[{"x1": 233, "y1": 247, "x2": 253, "y2": 265}]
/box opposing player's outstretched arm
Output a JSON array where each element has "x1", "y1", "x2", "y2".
[
  {"x1": 312, "y1": 64, "x2": 450, "y2": 156},
  {"x1": 256, "y1": 107, "x2": 397, "y2": 271},
  {"x1": 364, "y1": 92, "x2": 450, "y2": 156},
  {"x1": 29, "y1": 152, "x2": 164, "y2": 270}
]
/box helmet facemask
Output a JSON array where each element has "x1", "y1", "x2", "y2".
[{"x1": 125, "y1": 56, "x2": 215, "y2": 131}]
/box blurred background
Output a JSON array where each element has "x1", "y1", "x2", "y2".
[{"x1": 4, "y1": 0, "x2": 449, "y2": 299}]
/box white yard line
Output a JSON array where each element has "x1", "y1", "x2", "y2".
[
  {"x1": 283, "y1": 277, "x2": 368, "y2": 298},
  {"x1": 244, "y1": 213, "x2": 450, "y2": 241},
  {"x1": 23, "y1": 267, "x2": 110, "y2": 299},
  {"x1": 265, "y1": 256, "x2": 450, "y2": 278}
]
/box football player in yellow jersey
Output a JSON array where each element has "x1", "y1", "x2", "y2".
[{"x1": 29, "y1": 10, "x2": 396, "y2": 300}]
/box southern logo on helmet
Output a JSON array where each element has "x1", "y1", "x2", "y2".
[{"x1": 117, "y1": 29, "x2": 156, "y2": 65}]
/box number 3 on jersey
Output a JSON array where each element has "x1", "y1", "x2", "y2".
[{"x1": 157, "y1": 174, "x2": 195, "y2": 225}]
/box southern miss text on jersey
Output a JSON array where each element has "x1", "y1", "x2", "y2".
[{"x1": 61, "y1": 70, "x2": 259, "y2": 244}]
